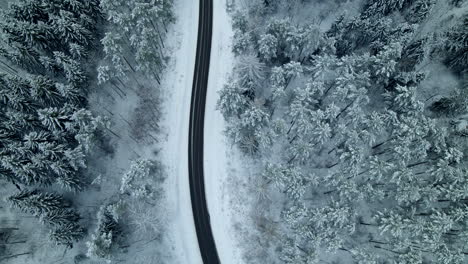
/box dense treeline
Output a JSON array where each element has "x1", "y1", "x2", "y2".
[
  {"x1": 222, "y1": 0, "x2": 468, "y2": 263},
  {"x1": 0, "y1": 0, "x2": 104, "y2": 248},
  {"x1": 7, "y1": 190, "x2": 84, "y2": 247},
  {"x1": 0, "y1": 0, "x2": 173, "y2": 261},
  {"x1": 98, "y1": 0, "x2": 174, "y2": 85},
  {"x1": 97, "y1": 0, "x2": 174, "y2": 144},
  {"x1": 0, "y1": 0, "x2": 174, "y2": 258}
]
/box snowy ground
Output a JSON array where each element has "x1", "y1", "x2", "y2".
[
  {"x1": 158, "y1": 0, "x2": 202, "y2": 263},
  {"x1": 204, "y1": 1, "x2": 247, "y2": 264}
]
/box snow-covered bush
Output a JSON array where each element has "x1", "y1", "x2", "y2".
[
  {"x1": 86, "y1": 202, "x2": 123, "y2": 262},
  {"x1": 232, "y1": 30, "x2": 253, "y2": 55},
  {"x1": 128, "y1": 203, "x2": 161, "y2": 236},
  {"x1": 120, "y1": 159, "x2": 162, "y2": 199},
  {"x1": 86, "y1": 232, "x2": 114, "y2": 263},
  {"x1": 117, "y1": 159, "x2": 166, "y2": 239}
]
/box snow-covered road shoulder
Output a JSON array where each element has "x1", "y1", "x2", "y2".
[
  {"x1": 159, "y1": 0, "x2": 202, "y2": 263},
  {"x1": 204, "y1": 1, "x2": 244, "y2": 263}
]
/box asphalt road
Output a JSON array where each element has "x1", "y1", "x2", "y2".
[{"x1": 188, "y1": 0, "x2": 220, "y2": 263}]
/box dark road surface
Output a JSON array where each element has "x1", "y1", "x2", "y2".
[{"x1": 188, "y1": 0, "x2": 220, "y2": 263}]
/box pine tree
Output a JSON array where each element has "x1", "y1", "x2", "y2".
[
  {"x1": 299, "y1": 25, "x2": 327, "y2": 59},
  {"x1": 405, "y1": 0, "x2": 435, "y2": 24},
  {"x1": 49, "y1": 222, "x2": 84, "y2": 247},
  {"x1": 370, "y1": 43, "x2": 402, "y2": 84},
  {"x1": 232, "y1": 11, "x2": 248, "y2": 33},
  {"x1": 443, "y1": 18, "x2": 468, "y2": 75},
  {"x1": 270, "y1": 66, "x2": 287, "y2": 101},
  {"x1": 7, "y1": 189, "x2": 84, "y2": 247},
  {"x1": 28, "y1": 75, "x2": 62, "y2": 106},
  {"x1": 7, "y1": 1, "x2": 46, "y2": 23},
  {"x1": 397, "y1": 249, "x2": 423, "y2": 264},
  {"x1": 134, "y1": 33, "x2": 163, "y2": 75},
  {"x1": 217, "y1": 80, "x2": 251, "y2": 119},
  {"x1": 0, "y1": 74, "x2": 35, "y2": 113},
  {"x1": 54, "y1": 82, "x2": 81, "y2": 104},
  {"x1": 262, "y1": 163, "x2": 309, "y2": 200},
  {"x1": 240, "y1": 103, "x2": 270, "y2": 131},
  {"x1": 364, "y1": 0, "x2": 411, "y2": 17},
  {"x1": 38, "y1": 106, "x2": 73, "y2": 132},
  {"x1": 100, "y1": 31, "x2": 128, "y2": 78},
  {"x1": 258, "y1": 34, "x2": 278, "y2": 61},
  {"x1": 49, "y1": 10, "x2": 92, "y2": 46},
  {"x1": 69, "y1": 108, "x2": 107, "y2": 151},
  {"x1": 232, "y1": 29, "x2": 252, "y2": 55},
  {"x1": 7, "y1": 189, "x2": 68, "y2": 216},
  {"x1": 53, "y1": 52, "x2": 86, "y2": 84},
  {"x1": 279, "y1": 238, "x2": 319, "y2": 264},
  {"x1": 0, "y1": 42, "x2": 42, "y2": 72},
  {"x1": 235, "y1": 54, "x2": 265, "y2": 87},
  {"x1": 99, "y1": 0, "x2": 173, "y2": 80},
  {"x1": 40, "y1": 208, "x2": 80, "y2": 227},
  {"x1": 0, "y1": 19, "x2": 51, "y2": 48},
  {"x1": 297, "y1": 201, "x2": 356, "y2": 252}
]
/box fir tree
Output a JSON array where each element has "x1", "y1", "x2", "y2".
[
  {"x1": 258, "y1": 33, "x2": 278, "y2": 61},
  {"x1": 364, "y1": 0, "x2": 412, "y2": 17},
  {"x1": 28, "y1": 75, "x2": 62, "y2": 106},
  {"x1": 7, "y1": 189, "x2": 68, "y2": 215},
  {"x1": 235, "y1": 54, "x2": 266, "y2": 87},
  {"x1": 49, "y1": 222, "x2": 84, "y2": 247},
  {"x1": 7, "y1": 189, "x2": 84, "y2": 247},
  {"x1": 217, "y1": 80, "x2": 251, "y2": 119},
  {"x1": 49, "y1": 10, "x2": 92, "y2": 46},
  {"x1": 232, "y1": 29, "x2": 252, "y2": 55},
  {"x1": 41, "y1": 208, "x2": 80, "y2": 227},
  {"x1": 53, "y1": 51, "x2": 86, "y2": 84}
]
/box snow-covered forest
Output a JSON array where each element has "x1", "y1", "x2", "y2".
[
  {"x1": 220, "y1": 0, "x2": 468, "y2": 263},
  {"x1": 0, "y1": 0, "x2": 175, "y2": 263},
  {"x1": 1, "y1": 0, "x2": 467, "y2": 263}
]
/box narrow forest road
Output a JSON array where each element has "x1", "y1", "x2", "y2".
[{"x1": 188, "y1": 0, "x2": 221, "y2": 263}]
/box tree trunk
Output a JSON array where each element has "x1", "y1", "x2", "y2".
[
  {"x1": 336, "y1": 99, "x2": 355, "y2": 119},
  {"x1": 406, "y1": 160, "x2": 428, "y2": 168},
  {"x1": 286, "y1": 115, "x2": 297, "y2": 135},
  {"x1": 0, "y1": 252, "x2": 31, "y2": 262},
  {"x1": 123, "y1": 56, "x2": 136, "y2": 73}
]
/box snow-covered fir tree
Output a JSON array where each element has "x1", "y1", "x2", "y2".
[{"x1": 6, "y1": 189, "x2": 84, "y2": 247}]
